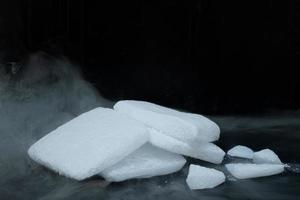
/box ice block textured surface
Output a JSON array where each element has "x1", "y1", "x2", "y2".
[
  {"x1": 227, "y1": 145, "x2": 254, "y2": 159},
  {"x1": 186, "y1": 164, "x2": 225, "y2": 190},
  {"x1": 100, "y1": 143, "x2": 186, "y2": 182},
  {"x1": 28, "y1": 108, "x2": 149, "y2": 180},
  {"x1": 225, "y1": 163, "x2": 284, "y2": 179},
  {"x1": 114, "y1": 100, "x2": 220, "y2": 143},
  {"x1": 253, "y1": 149, "x2": 282, "y2": 164},
  {"x1": 149, "y1": 128, "x2": 224, "y2": 164}
]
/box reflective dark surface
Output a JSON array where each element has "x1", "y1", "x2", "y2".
[{"x1": 1, "y1": 112, "x2": 299, "y2": 200}]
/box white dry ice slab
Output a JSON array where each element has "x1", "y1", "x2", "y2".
[
  {"x1": 225, "y1": 163, "x2": 284, "y2": 179},
  {"x1": 186, "y1": 164, "x2": 225, "y2": 190},
  {"x1": 100, "y1": 143, "x2": 186, "y2": 182},
  {"x1": 253, "y1": 149, "x2": 282, "y2": 164},
  {"x1": 149, "y1": 129, "x2": 225, "y2": 164},
  {"x1": 114, "y1": 100, "x2": 220, "y2": 143},
  {"x1": 28, "y1": 108, "x2": 149, "y2": 180},
  {"x1": 227, "y1": 145, "x2": 254, "y2": 159}
]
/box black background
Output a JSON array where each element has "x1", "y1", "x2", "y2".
[{"x1": 0, "y1": 0, "x2": 299, "y2": 114}]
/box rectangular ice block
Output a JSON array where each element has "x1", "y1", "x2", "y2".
[
  {"x1": 225, "y1": 163, "x2": 284, "y2": 179},
  {"x1": 149, "y1": 128, "x2": 225, "y2": 164},
  {"x1": 114, "y1": 100, "x2": 220, "y2": 143},
  {"x1": 28, "y1": 108, "x2": 149, "y2": 180},
  {"x1": 100, "y1": 143, "x2": 186, "y2": 182}
]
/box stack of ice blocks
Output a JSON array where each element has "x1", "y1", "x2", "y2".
[{"x1": 28, "y1": 100, "x2": 286, "y2": 190}]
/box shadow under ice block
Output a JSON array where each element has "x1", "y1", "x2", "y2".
[
  {"x1": 114, "y1": 100, "x2": 220, "y2": 143},
  {"x1": 28, "y1": 108, "x2": 149, "y2": 180},
  {"x1": 100, "y1": 143, "x2": 186, "y2": 182}
]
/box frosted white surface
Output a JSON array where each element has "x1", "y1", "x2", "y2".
[
  {"x1": 100, "y1": 143, "x2": 186, "y2": 182},
  {"x1": 227, "y1": 145, "x2": 254, "y2": 159},
  {"x1": 253, "y1": 149, "x2": 282, "y2": 164},
  {"x1": 186, "y1": 164, "x2": 225, "y2": 190},
  {"x1": 114, "y1": 100, "x2": 220, "y2": 143},
  {"x1": 149, "y1": 128, "x2": 224, "y2": 164},
  {"x1": 225, "y1": 163, "x2": 284, "y2": 179},
  {"x1": 28, "y1": 108, "x2": 149, "y2": 180}
]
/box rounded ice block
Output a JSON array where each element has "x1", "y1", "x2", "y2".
[
  {"x1": 114, "y1": 100, "x2": 220, "y2": 143},
  {"x1": 225, "y1": 163, "x2": 284, "y2": 179},
  {"x1": 28, "y1": 108, "x2": 149, "y2": 180},
  {"x1": 186, "y1": 164, "x2": 225, "y2": 190},
  {"x1": 253, "y1": 149, "x2": 282, "y2": 164},
  {"x1": 227, "y1": 145, "x2": 254, "y2": 159},
  {"x1": 149, "y1": 128, "x2": 225, "y2": 164},
  {"x1": 100, "y1": 143, "x2": 186, "y2": 182}
]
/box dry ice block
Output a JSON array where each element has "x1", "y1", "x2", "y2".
[{"x1": 28, "y1": 108, "x2": 148, "y2": 180}]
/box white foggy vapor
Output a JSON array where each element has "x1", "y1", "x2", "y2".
[{"x1": 0, "y1": 52, "x2": 111, "y2": 199}]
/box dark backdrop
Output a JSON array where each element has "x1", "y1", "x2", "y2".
[{"x1": 0, "y1": 0, "x2": 299, "y2": 114}]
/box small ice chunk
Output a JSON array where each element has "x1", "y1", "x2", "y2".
[
  {"x1": 149, "y1": 129, "x2": 225, "y2": 164},
  {"x1": 225, "y1": 163, "x2": 284, "y2": 179},
  {"x1": 253, "y1": 149, "x2": 282, "y2": 164},
  {"x1": 100, "y1": 143, "x2": 186, "y2": 182},
  {"x1": 114, "y1": 100, "x2": 220, "y2": 143},
  {"x1": 186, "y1": 164, "x2": 225, "y2": 190},
  {"x1": 227, "y1": 145, "x2": 254, "y2": 159},
  {"x1": 28, "y1": 108, "x2": 148, "y2": 180}
]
